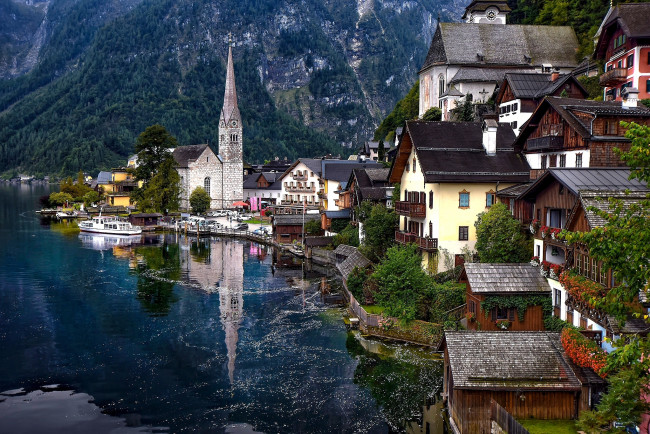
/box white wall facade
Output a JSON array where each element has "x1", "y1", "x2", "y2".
[
  {"x1": 498, "y1": 98, "x2": 533, "y2": 135},
  {"x1": 525, "y1": 149, "x2": 591, "y2": 170},
  {"x1": 278, "y1": 162, "x2": 322, "y2": 207},
  {"x1": 178, "y1": 147, "x2": 223, "y2": 210}
]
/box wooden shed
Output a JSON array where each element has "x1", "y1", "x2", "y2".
[
  {"x1": 129, "y1": 213, "x2": 162, "y2": 227},
  {"x1": 440, "y1": 331, "x2": 584, "y2": 434},
  {"x1": 461, "y1": 263, "x2": 551, "y2": 331},
  {"x1": 272, "y1": 214, "x2": 320, "y2": 244}
]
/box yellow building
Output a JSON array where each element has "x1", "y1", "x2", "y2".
[
  {"x1": 103, "y1": 168, "x2": 139, "y2": 207},
  {"x1": 389, "y1": 120, "x2": 530, "y2": 273}
]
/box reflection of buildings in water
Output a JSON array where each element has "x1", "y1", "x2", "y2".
[
  {"x1": 179, "y1": 237, "x2": 245, "y2": 385},
  {"x1": 406, "y1": 400, "x2": 446, "y2": 434},
  {"x1": 219, "y1": 241, "x2": 244, "y2": 386},
  {"x1": 248, "y1": 243, "x2": 268, "y2": 261}
]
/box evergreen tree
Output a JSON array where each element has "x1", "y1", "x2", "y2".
[
  {"x1": 189, "y1": 187, "x2": 211, "y2": 214},
  {"x1": 377, "y1": 140, "x2": 385, "y2": 162},
  {"x1": 474, "y1": 203, "x2": 531, "y2": 263},
  {"x1": 421, "y1": 107, "x2": 442, "y2": 121},
  {"x1": 134, "y1": 124, "x2": 178, "y2": 186},
  {"x1": 138, "y1": 156, "x2": 180, "y2": 214},
  {"x1": 450, "y1": 96, "x2": 475, "y2": 122}
]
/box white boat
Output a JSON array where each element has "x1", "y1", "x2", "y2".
[
  {"x1": 78, "y1": 215, "x2": 142, "y2": 235},
  {"x1": 56, "y1": 210, "x2": 78, "y2": 219}
]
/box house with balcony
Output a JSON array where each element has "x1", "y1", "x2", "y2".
[
  {"x1": 388, "y1": 120, "x2": 530, "y2": 273},
  {"x1": 518, "y1": 168, "x2": 650, "y2": 349},
  {"x1": 276, "y1": 159, "x2": 324, "y2": 214},
  {"x1": 514, "y1": 96, "x2": 650, "y2": 178},
  {"x1": 495, "y1": 72, "x2": 587, "y2": 135},
  {"x1": 343, "y1": 168, "x2": 393, "y2": 214},
  {"x1": 419, "y1": 0, "x2": 579, "y2": 120},
  {"x1": 593, "y1": 2, "x2": 650, "y2": 101},
  {"x1": 320, "y1": 160, "x2": 383, "y2": 211}
]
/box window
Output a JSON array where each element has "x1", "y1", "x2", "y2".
[
  {"x1": 511, "y1": 121, "x2": 517, "y2": 130},
  {"x1": 486, "y1": 191, "x2": 496, "y2": 207},
  {"x1": 204, "y1": 177, "x2": 211, "y2": 196},
  {"x1": 549, "y1": 155, "x2": 557, "y2": 168},
  {"x1": 492, "y1": 307, "x2": 514, "y2": 321},
  {"x1": 406, "y1": 162, "x2": 410, "y2": 172},
  {"x1": 554, "y1": 288, "x2": 561, "y2": 308},
  {"x1": 627, "y1": 54, "x2": 634, "y2": 69},
  {"x1": 617, "y1": 60, "x2": 623, "y2": 69},
  {"x1": 646, "y1": 79, "x2": 650, "y2": 93},
  {"x1": 605, "y1": 120, "x2": 617, "y2": 135},
  {"x1": 541, "y1": 155, "x2": 547, "y2": 170},
  {"x1": 512, "y1": 103, "x2": 518, "y2": 112},
  {"x1": 438, "y1": 74, "x2": 446, "y2": 97},
  {"x1": 459, "y1": 191, "x2": 470, "y2": 208},
  {"x1": 559, "y1": 154, "x2": 566, "y2": 167},
  {"x1": 575, "y1": 153, "x2": 583, "y2": 168},
  {"x1": 469, "y1": 300, "x2": 476, "y2": 314},
  {"x1": 231, "y1": 133, "x2": 238, "y2": 142},
  {"x1": 429, "y1": 191, "x2": 434, "y2": 209},
  {"x1": 413, "y1": 158, "x2": 417, "y2": 172},
  {"x1": 404, "y1": 189, "x2": 408, "y2": 201},
  {"x1": 549, "y1": 209, "x2": 562, "y2": 228},
  {"x1": 459, "y1": 226, "x2": 469, "y2": 241}
]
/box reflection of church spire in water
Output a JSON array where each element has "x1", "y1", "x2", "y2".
[{"x1": 219, "y1": 241, "x2": 244, "y2": 386}]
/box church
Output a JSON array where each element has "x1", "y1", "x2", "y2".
[
  {"x1": 173, "y1": 37, "x2": 243, "y2": 210},
  {"x1": 419, "y1": 0, "x2": 579, "y2": 120}
]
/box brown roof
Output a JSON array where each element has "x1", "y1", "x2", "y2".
[
  {"x1": 595, "y1": 3, "x2": 650, "y2": 59},
  {"x1": 273, "y1": 214, "x2": 320, "y2": 226},
  {"x1": 336, "y1": 247, "x2": 371, "y2": 281},
  {"x1": 580, "y1": 190, "x2": 650, "y2": 229},
  {"x1": 495, "y1": 183, "x2": 532, "y2": 198},
  {"x1": 464, "y1": 263, "x2": 551, "y2": 294},
  {"x1": 442, "y1": 331, "x2": 582, "y2": 391},
  {"x1": 395, "y1": 121, "x2": 530, "y2": 183}
]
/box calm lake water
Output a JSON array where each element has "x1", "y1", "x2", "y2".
[{"x1": 0, "y1": 184, "x2": 444, "y2": 433}]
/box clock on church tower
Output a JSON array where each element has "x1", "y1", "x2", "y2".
[{"x1": 461, "y1": 0, "x2": 510, "y2": 24}]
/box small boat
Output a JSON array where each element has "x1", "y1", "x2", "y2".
[
  {"x1": 56, "y1": 210, "x2": 78, "y2": 219},
  {"x1": 78, "y1": 215, "x2": 142, "y2": 235}
]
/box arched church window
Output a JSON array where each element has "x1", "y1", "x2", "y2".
[
  {"x1": 438, "y1": 74, "x2": 446, "y2": 97},
  {"x1": 204, "y1": 177, "x2": 211, "y2": 196},
  {"x1": 231, "y1": 134, "x2": 238, "y2": 142}
]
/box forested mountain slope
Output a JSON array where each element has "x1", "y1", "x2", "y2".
[{"x1": 0, "y1": 0, "x2": 462, "y2": 177}]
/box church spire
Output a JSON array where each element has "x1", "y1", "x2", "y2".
[{"x1": 221, "y1": 33, "x2": 240, "y2": 125}]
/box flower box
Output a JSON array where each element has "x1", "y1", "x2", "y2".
[
  {"x1": 530, "y1": 219, "x2": 540, "y2": 234},
  {"x1": 550, "y1": 228, "x2": 561, "y2": 240},
  {"x1": 561, "y1": 328, "x2": 607, "y2": 377},
  {"x1": 496, "y1": 319, "x2": 511, "y2": 330},
  {"x1": 530, "y1": 256, "x2": 540, "y2": 267},
  {"x1": 540, "y1": 225, "x2": 549, "y2": 238}
]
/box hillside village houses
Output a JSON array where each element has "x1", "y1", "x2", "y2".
[
  {"x1": 419, "y1": 0, "x2": 579, "y2": 121},
  {"x1": 389, "y1": 120, "x2": 530, "y2": 273}
]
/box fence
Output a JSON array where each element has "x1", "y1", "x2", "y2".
[{"x1": 490, "y1": 400, "x2": 530, "y2": 434}]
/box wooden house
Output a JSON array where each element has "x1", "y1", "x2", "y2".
[
  {"x1": 439, "y1": 331, "x2": 604, "y2": 434},
  {"x1": 495, "y1": 72, "x2": 587, "y2": 135},
  {"x1": 461, "y1": 263, "x2": 551, "y2": 331},
  {"x1": 514, "y1": 96, "x2": 650, "y2": 178},
  {"x1": 518, "y1": 168, "x2": 650, "y2": 348},
  {"x1": 344, "y1": 167, "x2": 392, "y2": 213},
  {"x1": 272, "y1": 214, "x2": 320, "y2": 244},
  {"x1": 129, "y1": 213, "x2": 162, "y2": 228}
]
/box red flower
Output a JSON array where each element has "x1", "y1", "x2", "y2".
[{"x1": 561, "y1": 328, "x2": 607, "y2": 377}]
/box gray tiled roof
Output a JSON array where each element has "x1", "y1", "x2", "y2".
[
  {"x1": 273, "y1": 214, "x2": 320, "y2": 226},
  {"x1": 324, "y1": 209, "x2": 351, "y2": 219},
  {"x1": 450, "y1": 68, "x2": 530, "y2": 85},
  {"x1": 602, "y1": 3, "x2": 650, "y2": 39},
  {"x1": 444, "y1": 331, "x2": 582, "y2": 390},
  {"x1": 96, "y1": 171, "x2": 112, "y2": 184},
  {"x1": 464, "y1": 263, "x2": 551, "y2": 293},
  {"x1": 503, "y1": 73, "x2": 584, "y2": 100},
  {"x1": 322, "y1": 161, "x2": 383, "y2": 182},
  {"x1": 550, "y1": 168, "x2": 648, "y2": 195},
  {"x1": 365, "y1": 168, "x2": 390, "y2": 182},
  {"x1": 495, "y1": 182, "x2": 532, "y2": 198},
  {"x1": 172, "y1": 145, "x2": 210, "y2": 168},
  {"x1": 335, "y1": 246, "x2": 371, "y2": 281},
  {"x1": 421, "y1": 23, "x2": 578, "y2": 72},
  {"x1": 580, "y1": 190, "x2": 649, "y2": 229},
  {"x1": 607, "y1": 315, "x2": 650, "y2": 335}
]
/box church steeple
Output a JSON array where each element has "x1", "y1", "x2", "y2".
[
  {"x1": 462, "y1": 0, "x2": 510, "y2": 23},
  {"x1": 221, "y1": 33, "x2": 241, "y2": 126}
]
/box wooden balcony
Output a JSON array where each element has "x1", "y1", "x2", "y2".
[
  {"x1": 395, "y1": 231, "x2": 438, "y2": 251},
  {"x1": 286, "y1": 185, "x2": 315, "y2": 193},
  {"x1": 395, "y1": 201, "x2": 426, "y2": 218},
  {"x1": 395, "y1": 231, "x2": 415, "y2": 245},
  {"x1": 527, "y1": 135, "x2": 564, "y2": 151},
  {"x1": 599, "y1": 68, "x2": 628, "y2": 86},
  {"x1": 292, "y1": 173, "x2": 308, "y2": 181}
]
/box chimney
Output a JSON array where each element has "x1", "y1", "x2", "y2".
[
  {"x1": 622, "y1": 87, "x2": 639, "y2": 108},
  {"x1": 482, "y1": 119, "x2": 498, "y2": 156},
  {"x1": 551, "y1": 69, "x2": 560, "y2": 82}
]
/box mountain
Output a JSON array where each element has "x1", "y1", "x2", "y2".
[{"x1": 0, "y1": 0, "x2": 463, "y2": 177}]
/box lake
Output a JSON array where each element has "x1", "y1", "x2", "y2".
[{"x1": 0, "y1": 184, "x2": 444, "y2": 433}]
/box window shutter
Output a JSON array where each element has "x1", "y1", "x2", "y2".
[
  {"x1": 508, "y1": 308, "x2": 515, "y2": 321},
  {"x1": 420, "y1": 192, "x2": 425, "y2": 205},
  {"x1": 491, "y1": 308, "x2": 496, "y2": 322}
]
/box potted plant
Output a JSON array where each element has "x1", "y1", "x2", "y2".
[
  {"x1": 529, "y1": 219, "x2": 540, "y2": 234},
  {"x1": 549, "y1": 263, "x2": 563, "y2": 280},
  {"x1": 530, "y1": 255, "x2": 540, "y2": 266},
  {"x1": 550, "y1": 228, "x2": 561, "y2": 240},
  {"x1": 496, "y1": 319, "x2": 511, "y2": 330},
  {"x1": 539, "y1": 225, "x2": 549, "y2": 238},
  {"x1": 466, "y1": 312, "x2": 476, "y2": 322}
]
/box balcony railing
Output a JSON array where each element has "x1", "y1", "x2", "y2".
[
  {"x1": 599, "y1": 68, "x2": 628, "y2": 86},
  {"x1": 527, "y1": 135, "x2": 564, "y2": 151},
  {"x1": 286, "y1": 185, "x2": 315, "y2": 193},
  {"x1": 292, "y1": 173, "x2": 308, "y2": 181},
  {"x1": 395, "y1": 231, "x2": 438, "y2": 251},
  {"x1": 395, "y1": 201, "x2": 426, "y2": 218}
]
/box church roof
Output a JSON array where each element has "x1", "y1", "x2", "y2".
[
  {"x1": 172, "y1": 144, "x2": 212, "y2": 168},
  {"x1": 220, "y1": 38, "x2": 241, "y2": 125},
  {"x1": 449, "y1": 67, "x2": 530, "y2": 85},
  {"x1": 420, "y1": 23, "x2": 579, "y2": 73}
]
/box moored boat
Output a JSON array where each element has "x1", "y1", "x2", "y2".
[
  {"x1": 78, "y1": 215, "x2": 142, "y2": 235},
  {"x1": 56, "y1": 210, "x2": 79, "y2": 219}
]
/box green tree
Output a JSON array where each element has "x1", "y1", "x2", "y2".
[
  {"x1": 421, "y1": 107, "x2": 442, "y2": 121},
  {"x1": 377, "y1": 139, "x2": 385, "y2": 162},
  {"x1": 82, "y1": 190, "x2": 100, "y2": 207},
  {"x1": 371, "y1": 244, "x2": 431, "y2": 321},
  {"x1": 474, "y1": 202, "x2": 531, "y2": 263},
  {"x1": 134, "y1": 124, "x2": 178, "y2": 187},
  {"x1": 360, "y1": 203, "x2": 398, "y2": 262},
  {"x1": 189, "y1": 186, "x2": 211, "y2": 214},
  {"x1": 374, "y1": 81, "x2": 419, "y2": 142},
  {"x1": 450, "y1": 95, "x2": 474, "y2": 122},
  {"x1": 304, "y1": 219, "x2": 322, "y2": 235},
  {"x1": 564, "y1": 122, "x2": 650, "y2": 431},
  {"x1": 138, "y1": 156, "x2": 180, "y2": 214},
  {"x1": 333, "y1": 223, "x2": 359, "y2": 247},
  {"x1": 49, "y1": 192, "x2": 74, "y2": 206}
]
